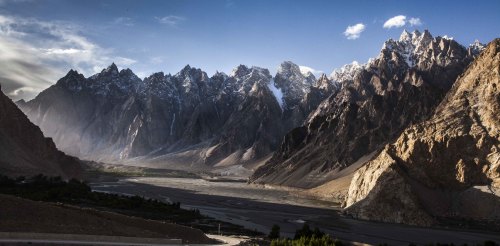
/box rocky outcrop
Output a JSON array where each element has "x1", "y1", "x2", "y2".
[
  {"x1": 0, "y1": 84, "x2": 81, "y2": 178},
  {"x1": 345, "y1": 39, "x2": 500, "y2": 225},
  {"x1": 251, "y1": 30, "x2": 479, "y2": 188}
]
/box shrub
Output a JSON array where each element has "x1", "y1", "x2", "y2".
[{"x1": 269, "y1": 224, "x2": 280, "y2": 239}]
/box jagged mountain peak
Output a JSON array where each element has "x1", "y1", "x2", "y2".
[
  {"x1": 277, "y1": 61, "x2": 301, "y2": 74},
  {"x1": 56, "y1": 68, "x2": 86, "y2": 91},
  {"x1": 468, "y1": 39, "x2": 486, "y2": 56},
  {"x1": 315, "y1": 73, "x2": 335, "y2": 90},
  {"x1": 212, "y1": 70, "x2": 229, "y2": 79},
  {"x1": 102, "y1": 62, "x2": 119, "y2": 75},
  {"x1": 276, "y1": 61, "x2": 316, "y2": 83},
  {"x1": 275, "y1": 61, "x2": 316, "y2": 96},
  {"x1": 147, "y1": 71, "x2": 165, "y2": 79},
  {"x1": 86, "y1": 64, "x2": 142, "y2": 96},
  {"x1": 329, "y1": 61, "x2": 363, "y2": 82},
  {"x1": 230, "y1": 64, "x2": 250, "y2": 77},
  {"x1": 380, "y1": 29, "x2": 470, "y2": 68},
  {"x1": 175, "y1": 65, "x2": 210, "y2": 83},
  {"x1": 250, "y1": 66, "x2": 271, "y2": 78},
  {"x1": 177, "y1": 64, "x2": 203, "y2": 76},
  {"x1": 399, "y1": 29, "x2": 412, "y2": 42}
]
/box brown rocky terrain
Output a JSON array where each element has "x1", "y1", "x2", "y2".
[
  {"x1": 344, "y1": 39, "x2": 500, "y2": 226},
  {"x1": 0, "y1": 84, "x2": 81, "y2": 178}
]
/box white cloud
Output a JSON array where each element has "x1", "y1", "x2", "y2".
[
  {"x1": 0, "y1": 14, "x2": 137, "y2": 101},
  {"x1": 44, "y1": 48, "x2": 84, "y2": 55},
  {"x1": 299, "y1": 66, "x2": 323, "y2": 77},
  {"x1": 383, "y1": 15, "x2": 407, "y2": 29},
  {"x1": 408, "y1": 17, "x2": 422, "y2": 26},
  {"x1": 383, "y1": 15, "x2": 423, "y2": 29},
  {"x1": 155, "y1": 15, "x2": 186, "y2": 27},
  {"x1": 343, "y1": 23, "x2": 366, "y2": 40}
]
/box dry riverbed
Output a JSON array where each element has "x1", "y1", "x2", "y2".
[{"x1": 90, "y1": 175, "x2": 500, "y2": 245}]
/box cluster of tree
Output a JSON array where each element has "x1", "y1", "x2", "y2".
[
  {"x1": 0, "y1": 174, "x2": 202, "y2": 222},
  {"x1": 270, "y1": 235, "x2": 342, "y2": 246},
  {"x1": 269, "y1": 224, "x2": 344, "y2": 246}
]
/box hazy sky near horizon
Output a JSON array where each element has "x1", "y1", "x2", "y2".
[{"x1": 0, "y1": 0, "x2": 499, "y2": 100}]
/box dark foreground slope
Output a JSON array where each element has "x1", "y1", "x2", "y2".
[
  {"x1": 0, "y1": 84, "x2": 81, "y2": 178},
  {"x1": 345, "y1": 39, "x2": 500, "y2": 226},
  {"x1": 0, "y1": 194, "x2": 214, "y2": 244}
]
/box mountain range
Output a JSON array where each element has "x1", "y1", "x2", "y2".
[
  {"x1": 17, "y1": 57, "x2": 336, "y2": 173},
  {"x1": 5, "y1": 29, "x2": 499, "y2": 226}
]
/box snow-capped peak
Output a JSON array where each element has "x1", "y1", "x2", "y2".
[
  {"x1": 399, "y1": 29, "x2": 412, "y2": 42},
  {"x1": 277, "y1": 61, "x2": 302, "y2": 77},
  {"x1": 276, "y1": 61, "x2": 315, "y2": 87},
  {"x1": 329, "y1": 61, "x2": 363, "y2": 82},
  {"x1": 442, "y1": 35, "x2": 454, "y2": 40},
  {"x1": 274, "y1": 61, "x2": 316, "y2": 100},
  {"x1": 382, "y1": 29, "x2": 434, "y2": 67},
  {"x1": 230, "y1": 64, "x2": 250, "y2": 78},
  {"x1": 468, "y1": 39, "x2": 486, "y2": 56}
]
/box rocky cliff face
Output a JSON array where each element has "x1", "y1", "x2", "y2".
[
  {"x1": 344, "y1": 39, "x2": 500, "y2": 226},
  {"x1": 0, "y1": 84, "x2": 81, "y2": 178},
  {"x1": 251, "y1": 30, "x2": 480, "y2": 188},
  {"x1": 19, "y1": 61, "x2": 334, "y2": 169}
]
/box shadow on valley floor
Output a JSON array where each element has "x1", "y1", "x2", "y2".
[{"x1": 91, "y1": 178, "x2": 500, "y2": 245}]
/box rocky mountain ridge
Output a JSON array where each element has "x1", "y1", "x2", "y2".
[
  {"x1": 344, "y1": 38, "x2": 500, "y2": 226},
  {"x1": 0, "y1": 83, "x2": 81, "y2": 178},
  {"x1": 251, "y1": 29, "x2": 484, "y2": 188}
]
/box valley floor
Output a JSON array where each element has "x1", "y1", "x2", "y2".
[{"x1": 91, "y1": 176, "x2": 500, "y2": 245}]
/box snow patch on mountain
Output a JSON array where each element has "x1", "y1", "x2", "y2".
[{"x1": 267, "y1": 78, "x2": 284, "y2": 109}]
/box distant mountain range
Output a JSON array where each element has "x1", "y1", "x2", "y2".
[
  {"x1": 5, "y1": 29, "x2": 499, "y2": 227},
  {"x1": 17, "y1": 58, "x2": 336, "y2": 171}
]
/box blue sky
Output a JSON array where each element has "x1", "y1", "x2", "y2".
[{"x1": 0, "y1": 0, "x2": 499, "y2": 100}]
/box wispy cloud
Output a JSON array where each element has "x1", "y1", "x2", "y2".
[
  {"x1": 112, "y1": 17, "x2": 134, "y2": 27},
  {"x1": 383, "y1": 15, "x2": 423, "y2": 29},
  {"x1": 343, "y1": 23, "x2": 366, "y2": 40},
  {"x1": 299, "y1": 66, "x2": 323, "y2": 77},
  {"x1": 155, "y1": 15, "x2": 186, "y2": 27},
  {"x1": 408, "y1": 17, "x2": 422, "y2": 26},
  {"x1": 0, "y1": 14, "x2": 137, "y2": 101}
]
